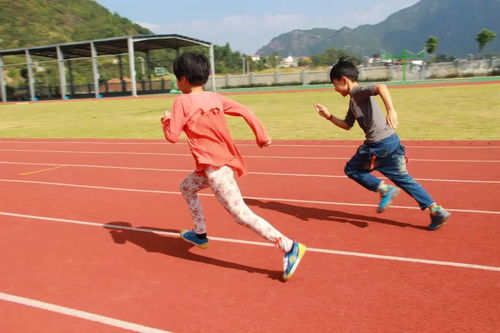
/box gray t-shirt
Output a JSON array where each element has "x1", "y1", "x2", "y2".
[{"x1": 344, "y1": 84, "x2": 395, "y2": 143}]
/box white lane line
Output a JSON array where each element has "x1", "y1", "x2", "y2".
[
  {"x1": 0, "y1": 148, "x2": 188, "y2": 157},
  {"x1": 251, "y1": 171, "x2": 500, "y2": 184},
  {"x1": 0, "y1": 178, "x2": 499, "y2": 215},
  {"x1": 1, "y1": 211, "x2": 499, "y2": 272},
  {"x1": 1, "y1": 149, "x2": 499, "y2": 163},
  {"x1": 0, "y1": 161, "x2": 192, "y2": 173},
  {"x1": 1, "y1": 161, "x2": 499, "y2": 184},
  {"x1": 1, "y1": 140, "x2": 499, "y2": 149},
  {"x1": 0, "y1": 292, "x2": 171, "y2": 333}
]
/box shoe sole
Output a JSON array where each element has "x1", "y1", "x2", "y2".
[
  {"x1": 180, "y1": 231, "x2": 209, "y2": 249},
  {"x1": 377, "y1": 188, "x2": 400, "y2": 213},
  {"x1": 283, "y1": 244, "x2": 307, "y2": 281}
]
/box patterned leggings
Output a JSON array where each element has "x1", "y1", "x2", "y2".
[{"x1": 179, "y1": 165, "x2": 293, "y2": 252}]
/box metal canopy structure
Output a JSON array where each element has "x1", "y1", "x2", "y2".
[{"x1": 0, "y1": 34, "x2": 216, "y2": 102}]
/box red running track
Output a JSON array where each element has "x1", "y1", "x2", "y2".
[{"x1": 0, "y1": 138, "x2": 499, "y2": 332}]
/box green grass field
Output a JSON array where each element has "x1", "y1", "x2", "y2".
[{"x1": 1, "y1": 83, "x2": 499, "y2": 140}]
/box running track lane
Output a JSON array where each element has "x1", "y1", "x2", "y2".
[{"x1": 0, "y1": 139, "x2": 499, "y2": 332}]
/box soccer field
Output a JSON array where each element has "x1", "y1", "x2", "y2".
[{"x1": 1, "y1": 83, "x2": 499, "y2": 140}]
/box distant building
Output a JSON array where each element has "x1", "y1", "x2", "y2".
[{"x1": 279, "y1": 56, "x2": 298, "y2": 67}]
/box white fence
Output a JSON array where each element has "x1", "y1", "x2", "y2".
[{"x1": 205, "y1": 58, "x2": 500, "y2": 90}]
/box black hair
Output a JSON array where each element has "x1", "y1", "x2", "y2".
[
  {"x1": 173, "y1": 52, "x2": 209, "y2": 85},
  {"x1": 329, "y1": 57, "x2": 359, "y2": 82}
]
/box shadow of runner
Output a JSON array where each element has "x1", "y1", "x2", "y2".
[
  {"x1": 103, "y1": 222, "x2": 282, "y2": 281},
  {"x1": 245, "y1": 199, "x2": 427, "y2": 230}
]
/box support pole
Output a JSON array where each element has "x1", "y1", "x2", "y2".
[
  {"x1": 68, "y1": 60, "x2": 75, "y2": 95},
  {"x1": 25, "y1": 49, "x2": 36, "y2": 102},
  {"x1": 56, "y1": 46, "x2": 67, "y2": 100},
  {"x1": 117, "y1": 55, "x2": 125, "y2": 91},
  {"x1": 127, "y1": 37, "x2": 137, "y2": 97},
  {"x1": 90, "y1": 42, "x2": 100, "y2": 98},
  {"x1": 209, "y1": 44, "x2": 216, "y2": 91},
  {"x1": 0, "y1": 56, "x2": 6, "y2": 102},
  {"x1": 146, "y1": 51, "x2": 152, "y2": 90}
]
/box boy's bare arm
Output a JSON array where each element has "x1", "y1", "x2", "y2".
[
  {"x1": 374, "y1": 84, "x2": 398, "y2": 128},
  {"x1": 313, "y1": 103, "x2": 351, "y2": 130}
]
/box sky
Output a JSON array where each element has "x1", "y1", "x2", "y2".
[{"x1": 95, "y1": 0, "x2": 420, "y2": 54}]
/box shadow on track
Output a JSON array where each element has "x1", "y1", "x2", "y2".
[
  {"x1": 245, "y1": 198, "x2": 427, "y2": 230},
  {"x1": 103, "y1": 221, "x2": 283, "y2": 281}
]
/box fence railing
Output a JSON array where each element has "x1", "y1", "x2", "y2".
[
  {"x1": 3, "y1": 58, "x2": 499, "y2": 101},
  {"x1": 204, "y1": 58, "x2": 500, "y2": 90}
]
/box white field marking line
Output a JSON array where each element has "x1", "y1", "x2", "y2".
[
  {"x1": 0, "y1": 211, "x2": 499, "y2": 272},
  {"x1": 0, "y1": 292, "x2": 172, "y2": 333},
  {"x1": 0, "y1": 178, "x2": 499, "y2": 215},
  {"x1": 0, "y1": 161, "x2": 193, "y2": 174},
  {"x1": 1, "y1": 161, "x2": 499, "y2": 185},
  {"x1": 1, "y1": 149, "x2": 499, "y2": 163},
  {"x1": 1, "y1": 140, "x2": 500, "y2": 149}
]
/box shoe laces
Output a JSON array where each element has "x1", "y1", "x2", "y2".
[{"x1": 430, "y1": 205, "x2": 442, "y2": 215}]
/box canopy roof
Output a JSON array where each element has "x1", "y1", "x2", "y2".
[{"x1": 0, "y1": 34, "x2": 212, "y2": 59}]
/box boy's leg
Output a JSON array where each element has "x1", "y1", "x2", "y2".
[
  {"x1": 376, "y1": 149, "x2": 434, "y2": 210},
  {"x1": 344, "y1": 145, "x2": 382, "y2": 191},
  {"x1": 205, "y1": 165, "x2": 294, "y2": 253},
  {"x1": 179, "y1": 172, "x2": 210, "y2": 234},
  {"x1": 376, "y1": 145, "x2": 450, "y2": 229}
]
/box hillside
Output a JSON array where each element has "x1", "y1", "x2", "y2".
[
  {"x1": 257, "y1": 0, "x2": 500, "y2": 57},
  {"x1": 0, "y1": 0, "x2": 151, "y2": 49}
]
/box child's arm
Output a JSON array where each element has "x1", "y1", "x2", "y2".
[
  {"x1": 313, "y1": 103, "x2": 351, "y2": 130},
  {"x1": 219, "y1": 95, "x2": 271, "y2": 147},
  {"x1": 161, "y1": 99, "x2": 186, "y2": 143},
  {"x1": 374, "y1": 84, "x2": 398, "y2": 128}
]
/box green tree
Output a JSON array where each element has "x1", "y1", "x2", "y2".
[
  {"x1": 311, "y1": 48, "x2": 361, "y2": 67},
  {"x1": 297, "y1": 57, "x2": 311, "y2": 67},
  {"x1": 268, "y1": 53, "x2": 280, "y2": 68},
  {"x1": 425, "y1": 36, "x2": 439, "y2": 55},
  {"x1": 475, "y1": 29, "x2": 496, "y2": 53}
]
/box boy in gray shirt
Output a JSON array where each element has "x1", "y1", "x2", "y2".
[{"x1": 314, "y1": 58, "x2": 450, "y2": 230}]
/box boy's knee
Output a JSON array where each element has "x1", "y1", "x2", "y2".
[{"x1": 344, "y1": 163, "x2": 354, "y2": 178}]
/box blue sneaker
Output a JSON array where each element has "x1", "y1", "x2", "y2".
[
  {"x1": 180, "y1": 230, "x2": 208, "y2": 249},
  {"x1": 377, "y1": 185, "x2": 400, "y2": 213},
  {"x1": 428, "y1": 206, "x2": 451, "y2": 230},
  {"x1": 283, "y1": 242, "x2": 306, "y2": 281}
]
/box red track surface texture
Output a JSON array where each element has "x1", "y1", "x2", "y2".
[{"x1": 0, "y1": 138, "x2": 499, "y2": 332}]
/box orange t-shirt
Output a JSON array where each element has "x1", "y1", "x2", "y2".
[{"x1": 162, "y1": 91, "x2": 270, "y2": 177}]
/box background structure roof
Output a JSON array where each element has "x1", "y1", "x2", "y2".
[{"x1": 0, "y1": 34, "x2": 212, "y2": 58}]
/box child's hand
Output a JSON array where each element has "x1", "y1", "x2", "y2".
[
  {"x1": 161, "y1": 110, "x2": 171, "y2": 122},
  {"x1": 386, "y1": 110, "x2": 398, "y2": 128},
  {"x1": 314, "y1": 103, "x2": 331, "y2": 119},
  {"x1": 259, "y1": 140, "x2": 271, "y2": 148}
]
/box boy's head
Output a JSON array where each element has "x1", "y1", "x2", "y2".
[
  {"x1": 329, "y1": 58, "x2": 359, "y2": 96},
  {"x1": 329, "y1": 58, "x2": 359, "y2": 82},
  {"x1": 173, "y1": 52, "x2": 209, "y2": 85}
]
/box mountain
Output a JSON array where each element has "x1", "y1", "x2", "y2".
[
  {"x1": 257, "y1": 0, "x2": 500, "y2": 57},
  {"x1": 0, "y1": 0, "x2": 152, "y2": 49}
]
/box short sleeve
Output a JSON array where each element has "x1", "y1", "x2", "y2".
[
  {"x1": 349, "y1": 85, "x2": 376, "y2": 102},
  {"x1": 344, "y1": 109, "x2": 355, "y2": 128}
]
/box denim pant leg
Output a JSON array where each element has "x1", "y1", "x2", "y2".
[
  {"x1": 344, "y1": 145, "x2": 382, "y2": 192},
  {"x1": 376, "y1": 145, "x2": 435, "y2": 210}
]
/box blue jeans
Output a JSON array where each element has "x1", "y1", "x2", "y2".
[{"x1": 344, "y1": 134, "x2": 434, "y2": 210}]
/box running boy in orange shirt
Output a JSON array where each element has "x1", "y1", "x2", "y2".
[
  {"x1": 161, "y1": 52, "x2": 306, "y2": 280},
  {"x1": 314, "y1": 58, "x2": 450, "y2": 230}
]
